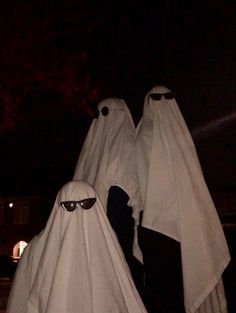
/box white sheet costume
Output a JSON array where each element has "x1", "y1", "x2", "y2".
[
  {"x1": 6, "y1": 181, "x2": 147, "y2": 313},
  {"x1": 136, "y1": 85, "x2": 230, "y2": 313},
  {"x1": 73, "y1": 98, "x2": 142, "y2": 261}
]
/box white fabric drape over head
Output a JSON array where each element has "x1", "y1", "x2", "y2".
[
  {"x1": 136, "y1": 85, "x2": 230, "y2": 313},
  {"x1": 73, "y1": 98, "x2": 142, "y2": 261},
  {"x1": 73, "y1": 98, "x2": 140, "y2": 221},
  {"x1": 7, "y1": 181, "x2": 147, "y2": 313}
]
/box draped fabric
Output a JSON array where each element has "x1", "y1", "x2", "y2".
[
  {"x1": 136, "y1": 85, "x2": 230, "y2": 313},
  {"x1": 7, "y1": 181, "x2": 147, "y2": 313},
  {"x1": 73, "y1": 98, "x2": 142, "y2": 261}
]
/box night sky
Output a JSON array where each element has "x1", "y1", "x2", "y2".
[{"x1": 0, "y1": 0, "x2": 235, "y2": 198}]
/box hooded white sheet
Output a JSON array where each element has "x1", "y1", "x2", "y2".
[
  {"x1": 73, "y1": 98, "x2": 142, "y2": 261},
  {"x1": 6, "y1": 181, "x2": 147, "y2": 313},
  {"x1": 136, "y1": 86, "x2": 230, "y2": 313}
]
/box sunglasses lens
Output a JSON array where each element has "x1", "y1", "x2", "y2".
[
  {"x1": 78, "y1": 198, "x2": 96, "y2": 210},
  {"x1": 150, "y1": 93, "x2": 162, "y2": 101},
  {"x1": 164, "y1": 92, "x2": 174, "y2": 99},
  {"x1": 61, "y1": 201, "x2": 77, "y2": 212},
  {"x1": 101, "y1": 106, "x2": 109, "y2": 116},
  {"x1": 150, "y1": 92, "x2": 174, "y2": 101}
]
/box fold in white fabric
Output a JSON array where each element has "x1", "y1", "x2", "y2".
[
  {"x1": 6, "y1": 181, "x2": 147, "y2": 313},
  {"x1": 136, "y1": 85, "x2": 230, "y2": 313},
  {"x1": 73, "y1": 98, "x2": 142, "y2": 261}
]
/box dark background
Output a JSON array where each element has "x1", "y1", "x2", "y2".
[{"x1": 0, "y1": 0, "x2": 235, "y2": 201}]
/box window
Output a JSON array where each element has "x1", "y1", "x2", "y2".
[{"x1": 12, "y1": 241, "x2": 28, "y2": 262}]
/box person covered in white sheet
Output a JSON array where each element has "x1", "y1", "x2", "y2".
[
  {"x1": 136, "y1": 85, "x2": 230, "y2": 313},
  {"x1": 6, "y1": 180, "x2": 147, "y2": 313},
  {"x1": 73, "y1": 98, "x2": 143, "y2": 294}
]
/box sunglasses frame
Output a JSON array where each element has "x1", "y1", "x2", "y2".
[
  {"x1": 60, "y1": 198, "x2": 96, "y2": 212},
  {"x1": 149, "y1": 92, "x2": 174, "y2": 101},
  {"x1": 94, "y1": 106, "x2": 109, "y2": 118}
]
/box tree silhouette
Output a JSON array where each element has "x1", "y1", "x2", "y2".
[{"x1": 0, "y1": 2, "x2": 100, "y2": 197}]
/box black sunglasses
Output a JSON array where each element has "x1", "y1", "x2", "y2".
[
  {"x1": 60, "y1": 198, "x2": 96, "y2": 212},
  {"x1": 94, "y1": 106, "x2": 109, "y2": 118},
  {"x1": 149, "y1": 92, "x2": 174, "y2": 101}
]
